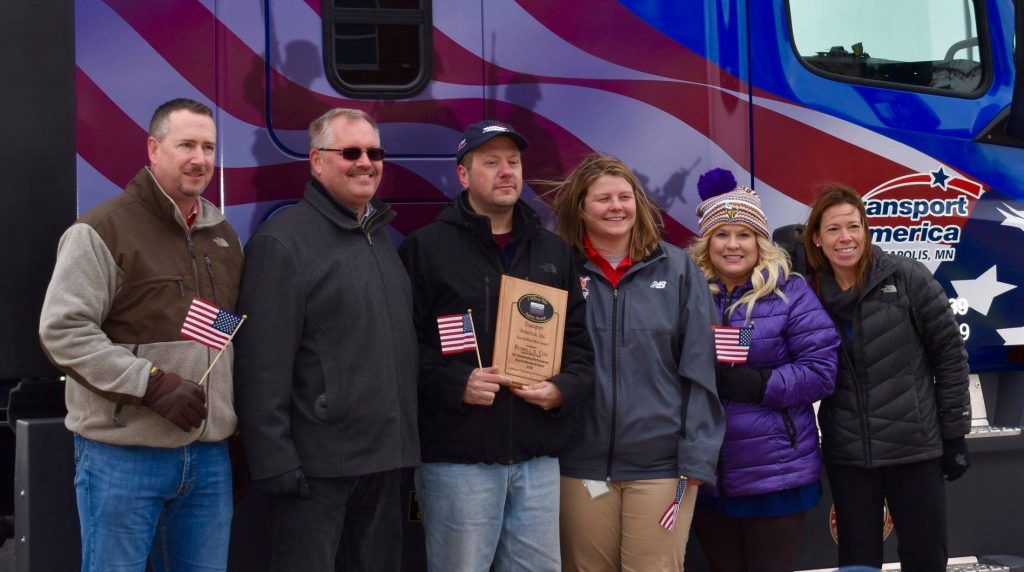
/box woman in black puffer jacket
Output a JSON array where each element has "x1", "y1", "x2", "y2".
[{"x1": 804, "y1": 185, "x2": 972, "y2": 572}]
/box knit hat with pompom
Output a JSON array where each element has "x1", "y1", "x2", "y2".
[{"x1": 694, "y1": 168, "x2": 770, "y2": 239}]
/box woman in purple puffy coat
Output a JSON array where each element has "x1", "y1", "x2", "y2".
[{"x1": 688, "y1": 172, "x2": 840, "y2": 572}]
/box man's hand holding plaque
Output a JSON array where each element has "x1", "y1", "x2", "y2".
[
  {"x1": 510, "y1": 382, "x2": 563, "y2": 410},
  {"x1": 463, "y1": 366, "x2": 512, "y2": 406}
]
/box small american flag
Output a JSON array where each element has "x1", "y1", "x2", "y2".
[
  {"x1": 712, "y1": 324, "x2": 753, "y2": 364},
  {"x1": 658, "y1": 478, "x2": 687, "y2": 531},
  {"x1": 437, "y1": 313, "x2": 477, "y2": 355},
  {"x1": 180, "y1": 298, "x2": 242, "y2": 351}
]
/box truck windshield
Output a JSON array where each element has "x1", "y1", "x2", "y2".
[{"x1": 789, "y1": 0, "x2": 984, "y2": 95}]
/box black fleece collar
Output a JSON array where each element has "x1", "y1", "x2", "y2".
[
  {"x1": 305, "y1": 179, "x2": 391, "y2": 231},
  {"x1": 441, "y1": 191, "x2": 541, "y2": 245}
]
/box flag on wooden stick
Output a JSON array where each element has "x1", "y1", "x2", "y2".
[
  {"x1": 180, "y1": 298, "x2": 243, "y2": 350},
  {"x1": 437, "y1": 313, "x2": 477, "y2": 356}
]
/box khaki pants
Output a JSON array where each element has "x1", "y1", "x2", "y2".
[{"x1": 560, "y1": 476, "x2": 698, "y2": 572}]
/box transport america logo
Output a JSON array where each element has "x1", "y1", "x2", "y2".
[
  {"x1": 862, "y1": 166, "x2": 985, "y2": 264},
  {"x1": 864, "y1": 167, "x2": 1024, "y2": 352}
]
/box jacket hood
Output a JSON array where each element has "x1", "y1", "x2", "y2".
[{"x1": 437, "y1": 191, "x2": 541, "y2": 242}]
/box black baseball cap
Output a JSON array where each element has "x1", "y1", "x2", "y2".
[{"x1": 455, "y1": 120, "x2": 529, "y2": 164}]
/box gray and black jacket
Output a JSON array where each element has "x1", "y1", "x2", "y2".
[{"x1": 558, "y1": 243, "x2": 725, "y2": 485}]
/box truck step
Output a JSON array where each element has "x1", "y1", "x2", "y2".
[{"x1": 799, "y1": 556, "x2": 1010, "y2": 572}]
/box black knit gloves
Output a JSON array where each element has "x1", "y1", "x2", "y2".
[
  {"x1": 716, "y1": 365, "x2": 770, "y2": 403},
  {"x1": 942, "y1": 436, "x2": 970, "y2": 481},
  {"x1": 142, "y1": 369, "x2": 207, "y2": 432},
  {"x1": 255, "y1": 468, "x2": 312, "y2": 498}
]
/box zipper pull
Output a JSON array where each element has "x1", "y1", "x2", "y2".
[{"x1": 203, "y1": 254, "x2": 218, "y2": 303}]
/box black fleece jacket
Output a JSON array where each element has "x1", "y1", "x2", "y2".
[
  {"x1": 235, "y1": 181, "x2": 420, "y2": 480},
  {"x1": 398, "y1": 192, "x2": 593, "y2": 464},
  {"x1": 817, "y1": 247, "x2": 970, "y2": 468}
]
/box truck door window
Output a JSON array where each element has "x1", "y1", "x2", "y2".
[
  {"x1": 788, "y1": 0, "x2": 985, "y2": 95},
  {"x1": 323, "y1": 0, "x2": 432, "y2": 97}
]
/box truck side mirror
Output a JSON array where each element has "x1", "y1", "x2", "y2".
[
  {"x1": 772, "y1": 224, "x2": 807, "y2": 275},
  {"x1": 1007, "y1": 0, "x2": 1024, "y2": 139}
]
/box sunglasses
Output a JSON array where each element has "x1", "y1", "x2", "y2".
[{"x1": 318, "y1": 147, "x2": 386, "y2": 161}]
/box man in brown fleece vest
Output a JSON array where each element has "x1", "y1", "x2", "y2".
[{"x1": 39, "y1": 98, "x2": 243, "y2": 571}]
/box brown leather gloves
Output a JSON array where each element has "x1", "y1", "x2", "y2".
[{"x1": 142, "y1": 369, "x2": 207, "y2": 431}]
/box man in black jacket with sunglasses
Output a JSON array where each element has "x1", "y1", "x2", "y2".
[{"x1": 234, "y1": 108, "x2": 419, "y2": 571}]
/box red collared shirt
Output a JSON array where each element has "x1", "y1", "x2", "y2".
[
  {"x1": 184, "y1": 200, "x2": 200, "y2": 228},
  {"x1": 583, "y1": 233, "x2": 633, "y2": 288}
]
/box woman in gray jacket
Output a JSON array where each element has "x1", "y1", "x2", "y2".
[{"x1": 551, "y1": 154, "x2": 726, "y2": 572}]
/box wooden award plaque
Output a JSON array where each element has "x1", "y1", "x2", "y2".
[{"x1": 492, "y1": 275, "x2": 568, "y2": 386}]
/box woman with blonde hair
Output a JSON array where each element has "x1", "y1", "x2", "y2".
[
  {"x1": 552, "y1": 153, "x2": 725, "y2": 571},
  {"x1": 688, "y1": 170, "x2": 839, "y2": 572}
]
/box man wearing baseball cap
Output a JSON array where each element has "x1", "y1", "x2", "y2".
[{"x1": 399, "y1": 120, "x2": 593, "y2": 571}]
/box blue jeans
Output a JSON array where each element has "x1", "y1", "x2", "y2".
[
  {"x1": 415, "y1": 456, "x2": 560, "y2": 572},
  {"x1": 73, "y1": 435, "x2": 233, "y2": 572}
]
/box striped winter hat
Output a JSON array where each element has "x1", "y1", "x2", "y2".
[{"x1": 695, "y1": 185, "x2": 770, "y2": 239}]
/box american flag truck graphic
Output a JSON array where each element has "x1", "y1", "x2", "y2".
[{"x1": 5, "y1": 0, "x2": 1024, "y2": 569}]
